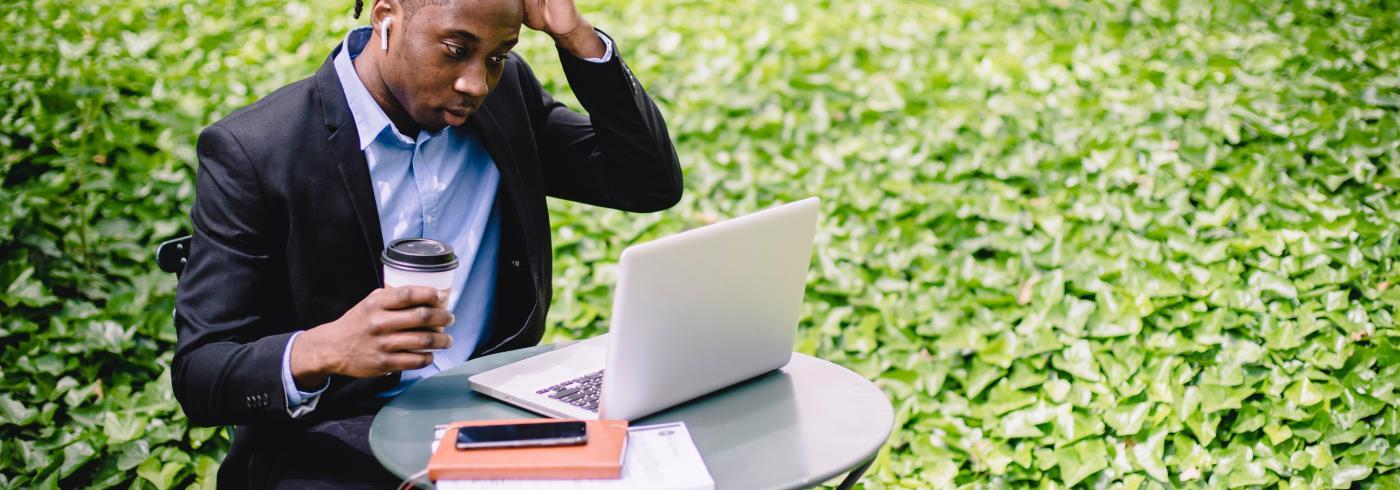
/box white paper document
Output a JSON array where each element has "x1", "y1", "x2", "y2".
[{"x1": 434, "y1": 422, "x2": 715, "y2": 490}]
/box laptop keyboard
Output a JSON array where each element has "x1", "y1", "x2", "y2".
[{"x1": 536, "y1": 370, "x2": 603, "y2": 413}]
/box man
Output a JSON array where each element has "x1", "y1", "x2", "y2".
[{"x1": 171, "y1": 0, "x2": 682, "y2": 486}]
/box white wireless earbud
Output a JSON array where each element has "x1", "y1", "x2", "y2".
[{"x1": 380, "y1": 17, "x2": 392, "y2": 51}]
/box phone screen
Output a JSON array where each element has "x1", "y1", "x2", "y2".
[{"x1": 455, "y1": 421, "x2": 588, "y2": 449}]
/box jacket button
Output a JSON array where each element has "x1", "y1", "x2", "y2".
[{"x1": 511, "y1": 259, "x2": 521, "y2": 268}]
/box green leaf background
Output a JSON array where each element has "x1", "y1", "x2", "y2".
[{"x1": 1, "y1": 0, "x2": 1397, "y2": 487}]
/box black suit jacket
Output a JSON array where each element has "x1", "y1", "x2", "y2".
[{"x1": 172, "y1": 37, "x2": 681, "y2": 486}]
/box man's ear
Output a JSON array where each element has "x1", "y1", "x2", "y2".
[{"x1": 370, "y1": 0, "x2": 402, "y2": 28}]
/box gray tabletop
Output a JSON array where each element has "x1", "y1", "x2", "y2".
[{"x1": 369, "y1": 341, "x2": 894, "y2": 489}]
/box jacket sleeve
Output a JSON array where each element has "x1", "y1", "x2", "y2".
[
  {"x1": 525, "y1": 29, "x2": 684, "y2": 213},
  {"x1": 172, "y1": 123, "x2": 296, "y2": 426}
]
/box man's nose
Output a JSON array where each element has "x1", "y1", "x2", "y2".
[{"x1": 453, "y1": 64, "x2": 490, "y2": 98}]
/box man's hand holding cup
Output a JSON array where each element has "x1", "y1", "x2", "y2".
[{"x1": 291, "y1": 238, "x2": 459, "y2": 390}]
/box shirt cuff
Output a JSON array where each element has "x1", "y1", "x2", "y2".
[
  {"x1": 578, "y1": 29, "x2": 615, "y2": 64},
  {"x1": 282, "y1": 330, "x2": 330, "y2": 418}
]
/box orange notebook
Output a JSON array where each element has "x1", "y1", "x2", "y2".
[{"x1": 428, "y1": 419, "x2": 629, "y2": 481}]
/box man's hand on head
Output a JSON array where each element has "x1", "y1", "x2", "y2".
[
  {"x1": 290, "y1": 286, "x2": 456, "y2": 389},
  {"x1": 522, "y1": 0, "x2": 606, "y2": 59}
]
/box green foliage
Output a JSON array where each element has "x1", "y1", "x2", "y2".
[
  {"x1": 539, "y1": 0, "x2": 1400, "y2": 487},
  {"x1": 1, "y1": 0, "x2": 357, "y2": 487},
  {"x1": 2, "y1": 0, "x2": 1397, "y2": 488}
]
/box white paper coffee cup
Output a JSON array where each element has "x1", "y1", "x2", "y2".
[
  {"x1": 382, "y1": 267, "x2": 455, "y2": 291},
  {"x1": 381, "y1": 238, "x2": 458, "y2": 353}
]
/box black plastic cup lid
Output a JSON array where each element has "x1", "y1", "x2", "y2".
[{"x1": 382, "y1": 238, "x2": 458, "y2": 272}]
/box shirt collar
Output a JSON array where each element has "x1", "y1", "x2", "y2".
[{"x1": 334, "y1": 27, "x2": 414, "y2": 149}]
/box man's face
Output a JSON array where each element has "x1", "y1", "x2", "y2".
[{"x1": 380, "y1": 0, "x2": 522, "y2": 130}]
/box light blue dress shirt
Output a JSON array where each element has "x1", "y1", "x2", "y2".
[{"x1": 280, "y1": 26, "x2": 614, "y2": 417}]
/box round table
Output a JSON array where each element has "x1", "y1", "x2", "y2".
[{"x1": 369, "y1": 342, "x2": 894, "y2": 489}]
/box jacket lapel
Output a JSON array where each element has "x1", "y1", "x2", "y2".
[
  {"x1": 314, "y1": 52, "x2": 385, "y2": 285},
  {"x1": 469, "y1": 103, "x2": 539, "y2": 282},
  {"x1": 312, "y1": 50, "x2": 401, "y2": 395},
  {"x1": 468, "y1": 97, "x2": 547, "y2": 357}
]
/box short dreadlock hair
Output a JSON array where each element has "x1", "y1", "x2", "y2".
[{"x1": 354, "y1": 0, "x2": 453, "y2": 19}]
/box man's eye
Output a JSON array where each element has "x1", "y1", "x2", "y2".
[
  {"x1": 445, "y1": 44, "x2": 466, "y2": 57},
  {"x1": 489, "y1": 53, "x2": 509, "y2": 65}
]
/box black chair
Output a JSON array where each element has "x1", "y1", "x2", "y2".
[
  {"x1": 156, "y1": 235, "x2": 192, "y2": 277},
  {"x1": 157, "y1": 234, "x2": 192, "y2": 326}
]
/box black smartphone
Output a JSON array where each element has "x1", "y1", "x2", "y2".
[{"x1": 455, "y1": 421, "x2": 589, "y2": 450}]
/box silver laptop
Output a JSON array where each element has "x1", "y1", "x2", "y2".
[{"x1": 468, "y1": 197, "x2": 820, "y2": 420}]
